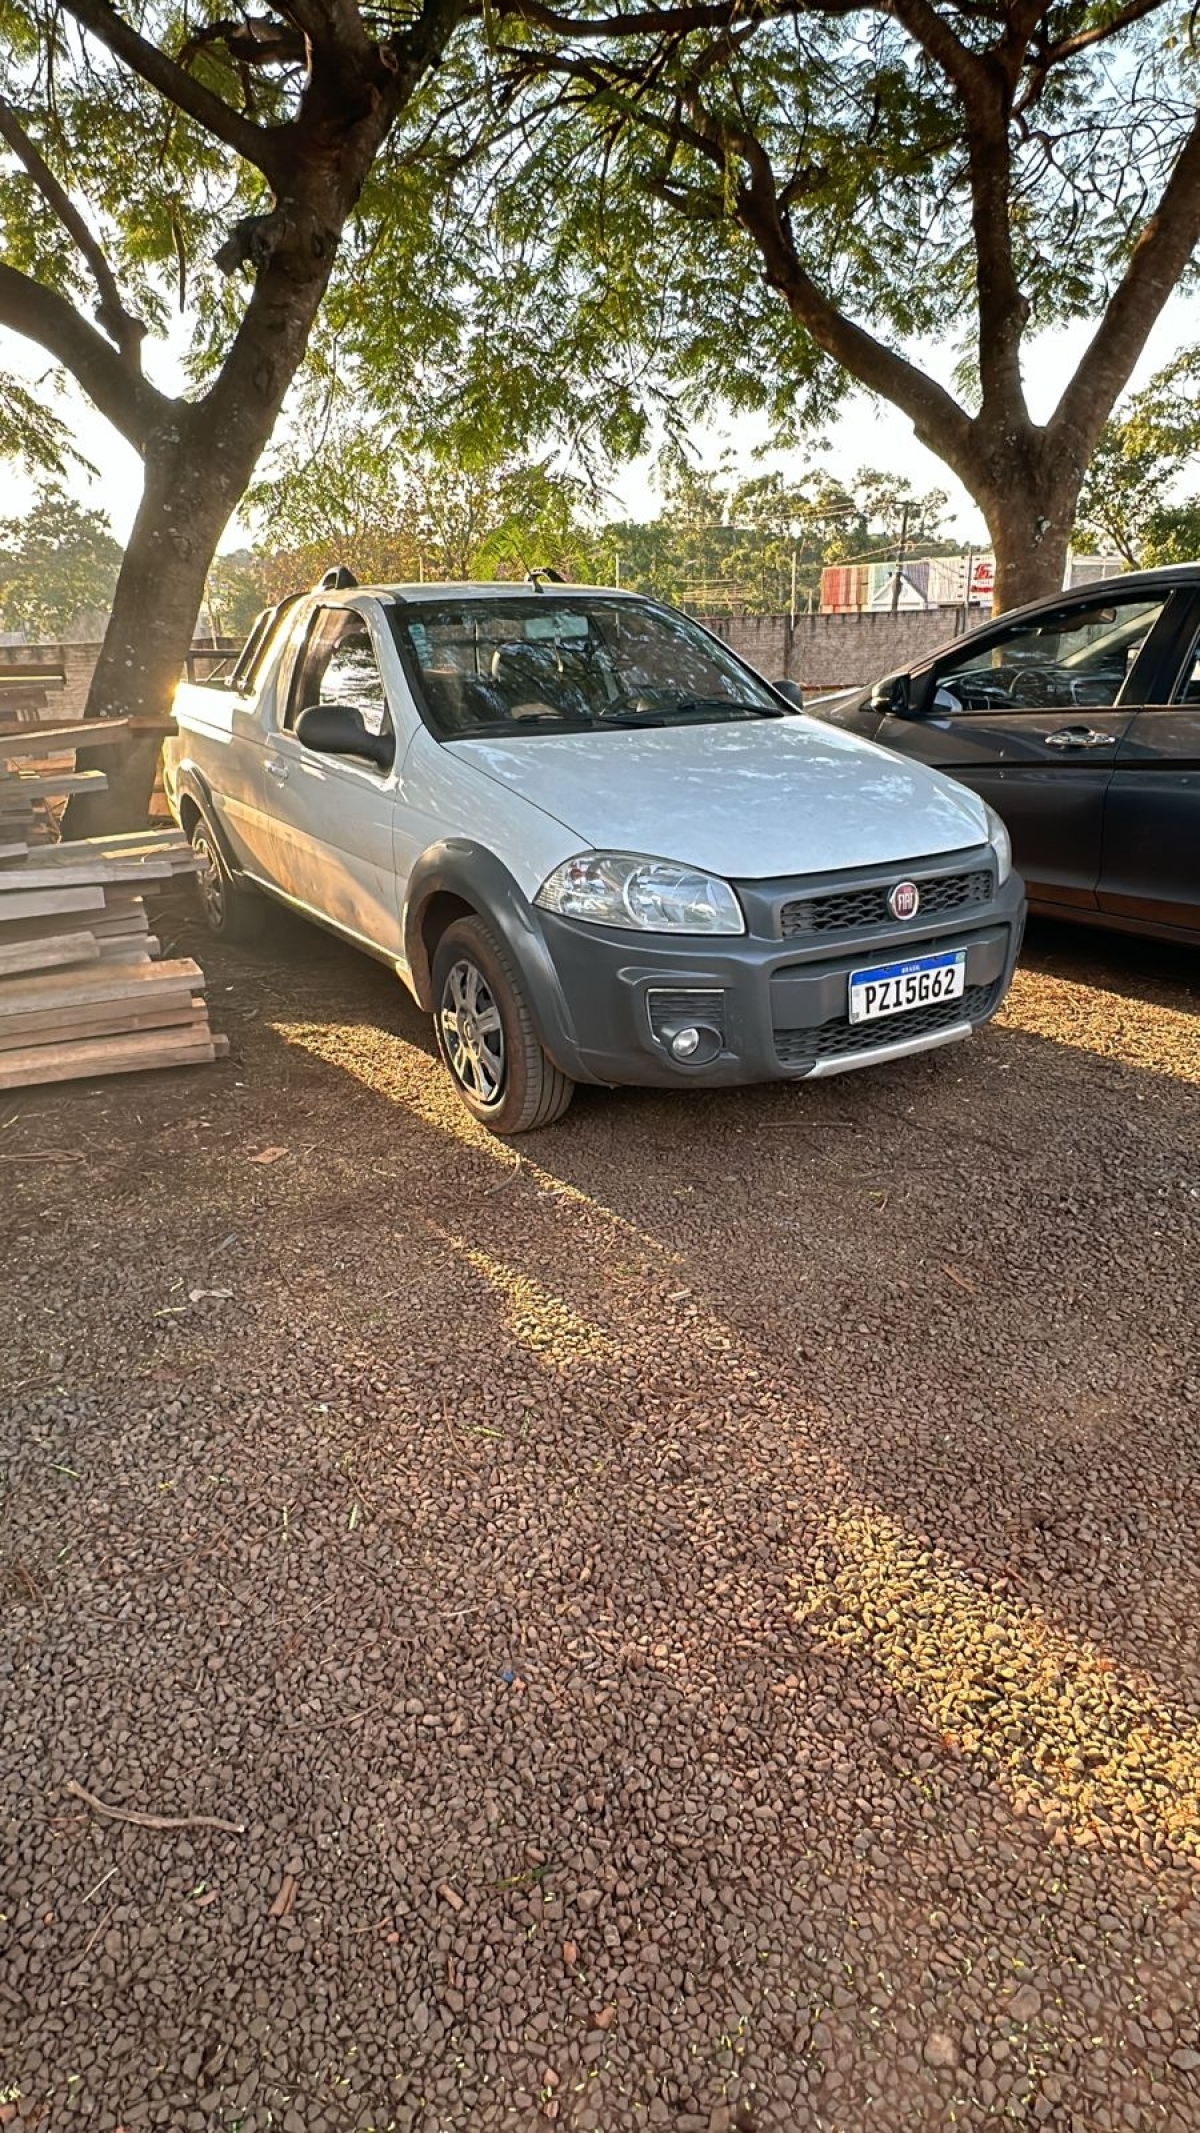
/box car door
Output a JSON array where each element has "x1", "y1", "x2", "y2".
[
  {"x1": 869, "y1": 588, "x2": 1175, "y2": 911},
  {"x1": 263, "y1": 603, "x2": 406, "y2": 957},
  {"x1": 1099, "y1": 590, "x2": 1200, "y2": 938}
]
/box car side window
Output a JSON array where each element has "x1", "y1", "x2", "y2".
[
  {"x1": 1170, "y1": 629, "x2": 1200, "y2": 706},
  {"x1": 285, "y1": 608, "x2": 393, "y2": 738},
  {"x1": 931, "y1": 595, "x2": 1167, "y2": 714}
]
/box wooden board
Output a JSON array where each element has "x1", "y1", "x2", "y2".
[
  {"x1": 0, "y1": 999, "x2": 210, "y2": 1052},
  {"x1": 0, "y1": 932, "x2": 101, "y2": 980},
  {"x1": 0, "y1": 720, "x2": 130, "y2": 761},
  {"x1": 0, "y1": 770, "x2": 109, "y2": 800},
  {"x1": 0, "y1": 956, "x2": 203, "y2": 1019},
  {"x1": 96, "y1": 936, "x2": 159, "y2": 963},
  {"x1": 0, "y1": 903, "x2": 148, "y2": 946},
  {"x1": 0, "y1": 885, "x2": 107, "y2": 926},
  {"x1": 0, "y1": 842, "x2": 28, "y2": 864},
  {"x1": 0, "y1": 858, "x2": 175, "y2": 893},
  {"x1": 0, "y1": 1026, "x2": 219, "y2": 1090}
]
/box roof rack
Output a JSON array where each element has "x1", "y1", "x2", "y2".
[{"x1": 317, "y1": 565, "x2": 359, "y2": 591}]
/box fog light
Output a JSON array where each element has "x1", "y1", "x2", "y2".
[{"x1": 671, "y1": 1026, "x2": 701, "y2": 1058}]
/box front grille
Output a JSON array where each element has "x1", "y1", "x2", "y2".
[
  {"x1": 774, "y1": 982, "x2": 1000, "y2": 1066},
  {"x1": 779, "y1": 868, "x2": 991, "y2": 939},
  {"x1": 646, "y1": 989, "x2": 727, "y2": 1043}
]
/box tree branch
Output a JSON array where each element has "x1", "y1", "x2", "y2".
[
  {"x1": 0, "y1": 92, "x2": 147, "y2": 368},
  {"x1": 1051, "y1": 106, "x2": 1200, "y2": 464},
  {"x1": 729, "y1": 128, "x2": 977, "y2": 476},
  {"x1": 0, "y1": 263, "x2": 170, "y2": 449},
  {"x1": 1032, "y1": 0, "x2": 1171, "y2": 71},
  {"x1": 496, "y1": 0, "x2": 775, "y2": 36},
  {"x1": 57, "y1": 0, "x2": 282, "y2": 182}
]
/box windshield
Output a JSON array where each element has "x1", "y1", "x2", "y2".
[{"x1": 386, "y1": 595, "x2": 784, "y2": 738}]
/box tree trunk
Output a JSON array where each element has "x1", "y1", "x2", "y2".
[
  {"x1": 65, "y1": 419, "x2": 243, "y2": 835},
  {"x1": 971, "y1": 436, "x2": 1078, "y2": 614},
  {"x1": 63, "y1": 188, "x2": 352, "y2": 836}
]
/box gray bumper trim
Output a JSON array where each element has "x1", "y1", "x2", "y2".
[{"x1": 805, "y1": 1020, "x2": 972, "y2": 1078}]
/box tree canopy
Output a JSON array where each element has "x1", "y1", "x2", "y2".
[
  {"x1": 1076, "y1": 348, "x2": 1200, "y2": 566},
  {"x1": 0, "y1": 483, "x2": 121, "y2": 638},
  {"x1": 330, "y1": 0, "x2": 1200, "y2": 607}
]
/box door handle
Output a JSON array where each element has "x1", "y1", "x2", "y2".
[
  {"x1": 1044, "y1": 727, "x2": 1117, "y2": 751},
  {"x1": 265, "y1": 757, "x2": 290, "y2": 784}
]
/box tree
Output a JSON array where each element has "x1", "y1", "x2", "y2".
[
  {"x1": 244, "y1": 414, "x2": 596, "y2": 598},
  {"x1": 0, "y1": 0, "x2": 471, "y2": 825},
  {"x1": 0, "y1": 484, "x2": 122, "y2": 639},
  {"x1": 1075, "y1": 348, "x2": 1200, "y2": 566},
  {"x1": 477, "y1": 0, "x2": 1200, "y2": 610},
  {"x1": 591, "y1": 457, "x2": 951, "y2": 610}
]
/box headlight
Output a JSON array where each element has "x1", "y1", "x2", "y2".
[
  {"x1": 535, "y1": 851, "x2": 745, "y2": 935},
  {"x1": 985, "y1": 806, "x2": 1012, "y2": 886}
]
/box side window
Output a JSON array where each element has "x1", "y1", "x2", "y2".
[
  {"x1": 931, "y1": 595, "x2": 1167, "y2": 714},
  {"x1": 285, "y1": 608, "x2": 392, "y2": 737},
  {"x1": 1171, "y1": 629, "x2": 1200, "y2": 706}
]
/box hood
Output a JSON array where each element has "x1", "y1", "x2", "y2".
[{"x1": 445, "y1": 717, "x2": 989, "y2": 879}]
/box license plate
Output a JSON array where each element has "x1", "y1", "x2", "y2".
[{"x1": 848, "y1": 949, "x2": 966, "y2": 1025}]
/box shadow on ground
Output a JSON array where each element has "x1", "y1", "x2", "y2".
[{"x1": 1, "y1": 898, "x2": 1198, "y2": 2133}]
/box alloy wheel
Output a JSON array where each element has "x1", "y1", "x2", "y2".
[{"x1": 438, "y1": 957, "x2": 506, "y2": 1105}]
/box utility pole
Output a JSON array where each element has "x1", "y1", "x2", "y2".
[
  {"x1": 789, "y1": 546, "x2": 798, "y2": 626},
  {"x1": 890, "y1": 501, "x2": 911, "y2": 614}
]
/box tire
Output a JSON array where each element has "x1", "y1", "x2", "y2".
[
  {"x1": 431, "y1": 915, "x2": 575, "y2": 1134},
  {"x1": 188, "y1": 817, "x2": 265, "y2": 943}
]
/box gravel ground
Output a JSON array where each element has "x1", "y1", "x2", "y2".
[{"x1": 2, "y1": 899, "x2": 1198, "y2": 2133}]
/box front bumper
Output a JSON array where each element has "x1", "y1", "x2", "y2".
[{"x1": 527, "y1": 849, "x2": 1026, "y2": 1089}]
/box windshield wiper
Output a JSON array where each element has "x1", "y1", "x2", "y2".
[
  {"x1": 595, "y1": 711, "x2": 667, "y2": 727},
  {"x1": 670, "y1": 696, "x2": 785, "y2": 720}
]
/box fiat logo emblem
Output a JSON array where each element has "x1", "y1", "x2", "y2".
[{"x1": 889, "y1": 880, "x2": 920, "y2": 920}]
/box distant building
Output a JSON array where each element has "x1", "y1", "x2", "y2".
[{"x1": 818, "y1": 550, "x2": 1126, "y2": 613}]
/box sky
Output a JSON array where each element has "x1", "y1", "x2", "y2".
[{"x1": 2, "y1": 284, "x2": 1199, "y2": 553}]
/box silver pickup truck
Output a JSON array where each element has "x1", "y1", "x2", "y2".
[{"x1": 164, "y1": 573, "x2": 1024, "y2": 1132}]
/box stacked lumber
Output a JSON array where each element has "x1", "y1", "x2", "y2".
[{"x1": 0, "y1": 727, "x2": 227, "y2": 1089}]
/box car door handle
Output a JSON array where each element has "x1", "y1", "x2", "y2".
[
  {"x1": 265, "y1": 756, "x2": 290, "y2": 784},
  {"x1": 1044, "y1": 727, "x2": 1117, "y2": 750}
]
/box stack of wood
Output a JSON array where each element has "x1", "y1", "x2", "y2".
[{"x1": 0, "y1": 722, "x2": 227, "y2": 1090}]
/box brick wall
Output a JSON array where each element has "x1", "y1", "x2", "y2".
[
  {"x1": 0, "y1": 641, "x2": 238, "y2": 724},
  {"x1": 700, "y1": 608, "x2": 970, "y2": 692}
]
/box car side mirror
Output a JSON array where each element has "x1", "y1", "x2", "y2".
[
  {"x1": 772, "y1": 678, "x2": 805, "y2": 712},
  {"x1": 870, "y1": 672, "x2": 914, "y2": 718},
  {"x1": 295, "y1": 702, "x2": 394, "y2": 771}
]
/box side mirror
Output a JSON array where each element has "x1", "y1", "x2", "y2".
[
  {"x1": 295, "y1": 702, "x2": 394, "y2": 771},
  {"x1": 773, "y1": 678, "x2": 805, "y2": 712},
  {"x1": 870, "y1": 672, "x2": 914, "y2": 718}
]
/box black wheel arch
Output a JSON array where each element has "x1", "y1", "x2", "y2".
[
  {"x1": 404, "y1": 843, "x2": 580, "y2": 1066},
  {"x1": 173, "y1": 765, "x2": 243, "y2": 881}
]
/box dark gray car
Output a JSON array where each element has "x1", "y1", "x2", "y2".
[{"x1": 809, "y1": 564, "x2": 1200, "y2": 946}]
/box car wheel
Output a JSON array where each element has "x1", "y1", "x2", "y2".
[
  {"x1": 189, "y1": 818, "x2": 264, "y2": 943},
  {"x1": 432, "y1": 916, "x2": 574, "y2": 1134}
]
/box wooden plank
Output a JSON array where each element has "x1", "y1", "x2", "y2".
[
  {"x1": 0, "y1": 904, "x2": 147, "y2": 946},
  {"x1": 60, "y1": 829, "x2": 189, "y2": 853},
  {"x1": 0, "y1": 932, "x2": 101, "y2": 980},
  {"x1": 0, "y1": 1026, "x2": 218, "y2": 1090},
  {"x1": 0, "y1": 720, "x2": 130, "y2": 761},
  {"x1": 0, "y1": 858, "x2": 175, "y2": 893},
  {"x1": 0, "y1": 999, "x2": 210, "y2": 1053},
  {"x1": 0, "y1": 885, "x2": 107, "y2": 926},
  {"x1": 96, "y1": 936, "x2": 159, "y2": 964},
  {"x1": 0, "y1": 842, "x2": 28, "y2": 864},
  {"x1": 0, "y1": 770, "x2": 108, "y2": 801},
  {"x1": 0, "y1": 956, "x2": 203, "y2": 1019}
]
